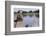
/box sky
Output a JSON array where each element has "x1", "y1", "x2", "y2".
[{"x1": 14, "y1": 8, "x2": 39, "y2": 12}]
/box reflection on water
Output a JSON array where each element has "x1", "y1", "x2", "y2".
[
  {"x1": 23, "y1": 16, "x2": 39, "y2": 27},
  {"x1": 14, "y1": 14, "x2": 39, "y2": 27}
]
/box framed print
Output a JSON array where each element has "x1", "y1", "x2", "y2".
[{"x1": 5, "y1": 1, "x2": 45, "y2": 35}]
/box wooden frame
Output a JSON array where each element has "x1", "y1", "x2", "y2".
[{"x1": 5, "y1": 1, "x2": 45, "y2": 35}]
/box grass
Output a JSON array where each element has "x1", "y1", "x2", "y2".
[
  {"x1": 22, "y1": 13, "x2": 39, "y2": 16},
  {"x1": 15, "y1": 12, "x2": 39, "y2": 17}
]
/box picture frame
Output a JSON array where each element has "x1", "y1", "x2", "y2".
[{"x1": 5, "y1": 1, "x2": 45, "y2": 35}]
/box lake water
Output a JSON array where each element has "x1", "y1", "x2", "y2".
[
  {"x1": 14, "y1": 14, "x2": 39, "y2": 27},
  {"x1": 23, "y1": 16, "x2": 39, "y2": 27}
]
